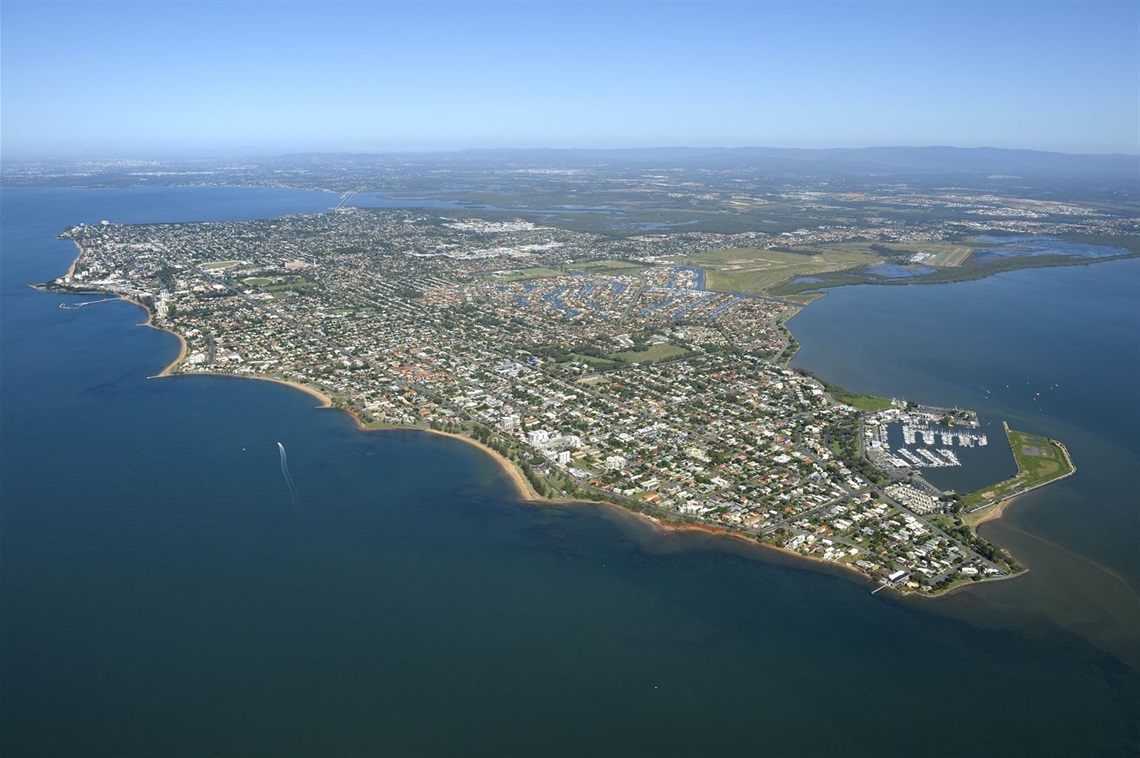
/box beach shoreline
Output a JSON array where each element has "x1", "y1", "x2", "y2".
[
  {"x1": 961, "y1": 425, "x2": 1077, "y2": 528},
  {"x1": 128, "y1": 297, "x2": 190, "y2": 378},
  {"x1": 965, "y1": 494, "x2": 1022, "y2": 528},
  {"x1": 44, "y1": 240, "x2": 1021, "y2": 600},
  {"x1": 138, "y1": 356, "x2": 1008, "y2": 598},
  {"x1": 420, "y1": 428, "x2": 544, "y2": 502},
  {"x1": 64, "y1": 243, "x2": 83, "y2": 281}
]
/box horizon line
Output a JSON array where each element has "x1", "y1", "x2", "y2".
[{"x1": 4, "y1": 143, "x2": 1139, "y2": 162}]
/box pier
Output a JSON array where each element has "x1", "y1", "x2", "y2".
[{"x1": 59, "y1": 296, "x2": 121, "y2": 310}]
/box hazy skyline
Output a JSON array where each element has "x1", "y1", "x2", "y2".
[{"x1": 2, "y1": 0, "x2": 1138, "y2": 158}]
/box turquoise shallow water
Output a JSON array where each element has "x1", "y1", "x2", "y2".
[{"x1": 2, "y1": 187, "x2": 1137, "y2": 756}]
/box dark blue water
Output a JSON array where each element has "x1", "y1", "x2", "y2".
[
  {"x1": 3, "y1": 188, "x2": 1138, "y2": 756},
  {"x1": 790, "y1": 260, "x2": 1140, "y2": 666}
]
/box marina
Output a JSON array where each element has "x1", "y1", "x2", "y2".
[
  {"x1": 901, "y1": 424, "x2": 987, "y2": 449},
  {"x1": 865, "y1": 405, "x2": 989, "y2": 471}
]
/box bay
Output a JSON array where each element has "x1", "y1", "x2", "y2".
[
  {"x1": 789, "y1": 259, "x2": 1140, "y2": 667},
  {"x1": 2, "y1": 187, "x2": 1137, "y2": 756}
]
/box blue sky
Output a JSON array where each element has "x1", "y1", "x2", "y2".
[{"x1": 2, "y1": 0, "x2": 1137, "y2": 157}]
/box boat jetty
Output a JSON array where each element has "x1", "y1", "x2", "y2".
[{"x1": 864, "y1": 403, "x2": 985, "y2": 471}]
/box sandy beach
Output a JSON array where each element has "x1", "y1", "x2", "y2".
[
  {"x1": 421, "y1": 429, "x2": 545, "y2": 502},
  {"x1": 963, "y1": 495, "x2": 1022, "y2": 528},
  {"x1": 962, "y1": 432, "x2": 1077, "y2": 529},
  {"x1": 127, "y1": 316, "x2": 1012, "y2": 601},
  {"x1": 240, "y1": 375, "x2": 334, "y2": 408},
  {"x1": 64, "y1": 242, "x2": 83, "y2": 281},
  {"x1": 358, "y1": 417, "x2": 843, "y2": 579},
  {"x1": 49, "y1": 240, "x2": 1030, "y2": 600},
  {"x1": 149, "y1": 323, "x2": 188, "y2": 377},
  {"x1": 142, "y1": 361, "x2": 907, "y2": 594}
]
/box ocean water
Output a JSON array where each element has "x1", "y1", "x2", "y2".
[
  {"x1": 790, "y1": 258, "x2": 1140, "y2": 666},
  {"x1": 2, "y1": 187, "x2": 1137, "y2": 756}
]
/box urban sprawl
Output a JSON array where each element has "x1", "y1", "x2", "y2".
[{"x1": 48, "y1": 177, "x2": 1117, "y2": 594}]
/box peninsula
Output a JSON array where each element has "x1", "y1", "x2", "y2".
[
  {"x1": 38, "y1": 192, "x2": 1093, "y2": 596},
  {"x1": 32, "y1": 148, "x2": 1130, "y2": 595}
]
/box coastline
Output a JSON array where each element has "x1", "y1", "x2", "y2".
[
  {"x1": 42, "y1": 238, "x2": 1027, "y2": 600},
  {"x1": 232, "y1": 374, "x2": 335, "y2": 409},
  {"x1": 203, "y1": 368, "x2": 894, "y2": 593},
  {"x1": 602, "y1": 504, "x2": 896, "y2": 594},
  {"x1": 964, "y1": 493, "x2": 1022, "y2": 528},
  {"x1": 130, "y1": 297, "x2": 189, "y2": 378},
  {"x1": 661, "y1": 520, "x2": 884, "y2": 589},
  {"x1": 409, "y1": 430, "x2": 882, "y2": 592},
  {"x1": 961, "y1": 425, "x2": 1077, "y2": 528},
  {"x1": 64, "y1": 242, "x2": 83, "y2": 281},
  {"x1": 96, "y1": 308, "x2": 1012, "y2": 599},
  {"x1": 421, "y1": 428, "x2": 544, "y2": 502},
  {"x1": 156, "y1": 328, "x2": 189, "y2": 377}
]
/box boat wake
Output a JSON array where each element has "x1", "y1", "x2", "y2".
[{"x1": 278, "y1": 442, "x2": 303, "y2": 518}]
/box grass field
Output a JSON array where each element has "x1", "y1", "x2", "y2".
[
  {"x1": 262, "y1": 280, "x2": 318, "y2": 292},
  {"x1": 962, "y1": 428, "x2": 1073, "y2": 510},
  {"x1": 685, "y1": 247, "x2": 878, "y2": 293},
  {"x1": 833, "y1": 391, "x2": 893, "y2": 412},
  {"x1": 808, "y1": 373, "x2": 894, "y2": 412},
  {"x1": 570, "y1": 353, "x2": 621, "y2": 369},
  {"x1": 201, "y1": 260, "x2": 244, "y2": 270},
  {"x1": 800, "y1": 241, "x2": 975, "y2": 267},
  {"x1": 781, "y1": 293, "x2": 826, "y2": 305},
  {"x1": 612, "y1": 343, "x2": 688, "y2": 364}
]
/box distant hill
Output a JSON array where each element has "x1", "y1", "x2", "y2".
[{"x1": 280, "y1": 145, "x2": 1139, "y2": 178}]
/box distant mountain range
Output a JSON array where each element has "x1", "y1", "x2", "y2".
[{"x1": 281, "y1": 145, "x2": 1139, "y2": 177}]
